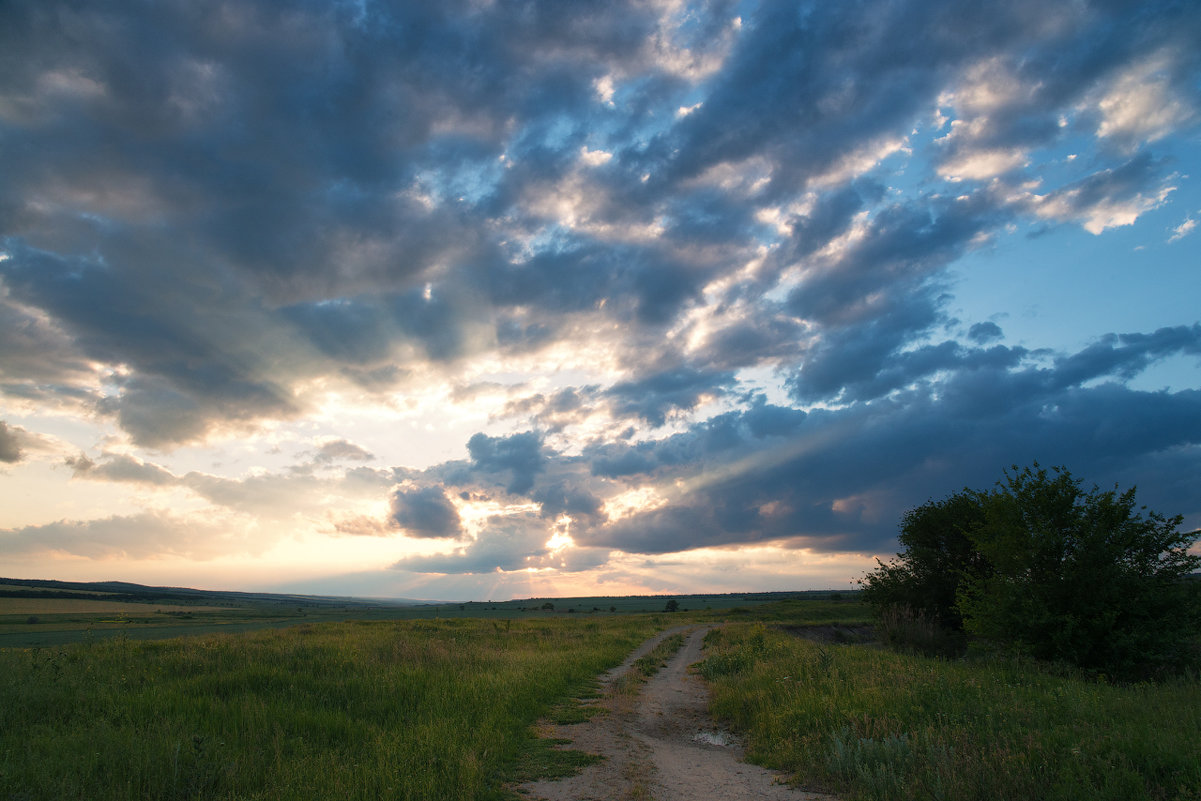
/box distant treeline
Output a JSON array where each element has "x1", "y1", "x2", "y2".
[
  {"x1": 0, "y1": 589, "x2": 187, "y2": 603},
  {"x1": 3, "y1": 577, "x2": 203, "y2": 597},
  {"x1": 0, "y1": 577, "x2": 404, "y2": 609}
]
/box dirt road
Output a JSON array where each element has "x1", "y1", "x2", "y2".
[{"x1": 518, "y1": 626, "x2": 837, "y2": 801}]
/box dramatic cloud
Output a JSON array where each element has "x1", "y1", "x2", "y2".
[
  {"x1": 390, "y1": 486, "x2": 464, "y2": 539},
  {"x1": 1, "y1": 0, "x2": 1198, "y2": 598},
  {"x1": 391, "y1": 515, "x2": 548, "y2": 574},
  {"x1": 0, "y1": 421, "x2": 21, "y2": 463},
  {"x1": 466, "y1": 432, "x2": 546, "y2": 495}
]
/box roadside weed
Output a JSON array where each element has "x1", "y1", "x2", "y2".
[{"x1": 701, "y1": 623, "x2": 1201, "y2": 801}]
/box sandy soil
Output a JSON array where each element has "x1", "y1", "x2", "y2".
[{"x1": 517, "y1": 625, "x2": 838, "y2": 801}]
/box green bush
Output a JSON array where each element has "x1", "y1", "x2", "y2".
[
  {"x1": 862, "y1": 464, "x2": 1201, "y2": 679},
  {"x1": 859, "y1": 490, "x2": 989, "y2": 631},
  {"x1": 959, "y1": 465, "x2": 1201, "y2": 679}
]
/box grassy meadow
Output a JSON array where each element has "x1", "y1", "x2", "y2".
[
  {"x1": 701, "y1": 622, "x2": 1201, "y2": 801},
  {"x1": 0, "y1": 615, "x2": 665, "y2": 800},
  {"x1": 0, "y1": 578, "x2": 809, "y2": 648},
  {"x1": 4, "y1": 593, "x2": 1199, "y2": 800}
]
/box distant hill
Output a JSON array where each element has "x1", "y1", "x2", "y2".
[
  {"x1": 0, "y1": 577, "x2": 427, "y2": 607},
  {"x1": 3, "y1": 577, "x2": 862, "y2": 610}
]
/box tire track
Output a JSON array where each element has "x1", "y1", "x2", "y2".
[{"x1": 518, "y1": 626, "x2": 837, "y2": 801}]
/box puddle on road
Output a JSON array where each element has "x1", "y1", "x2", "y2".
[{"x1": 692, "y1": 730, "x2": 733, "y2": 747}]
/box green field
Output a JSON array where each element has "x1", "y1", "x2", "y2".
[
  {"x1": 1, "y1": 598, "x2": 227, "y2": 616},
  {"x1": 701, "y1": 621, "x2": 1201, "y2": 801},
  {"x1": 0, "y1": 577, "x2": 826, "y2": 648},
  {"x1": 1, "y1": 615, "x2": 667, "y2": 800},
  {"x1": 3, "y1": 593, "x2": 1198, "y2": 800}
]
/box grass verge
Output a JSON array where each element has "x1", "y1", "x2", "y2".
[{"x1": 700, "y1": 623, "x2": 1201, "y2": 801}]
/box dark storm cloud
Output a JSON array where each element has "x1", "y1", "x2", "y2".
[
  {"x1": 279, "y1": 301, "x2": 391, "y2": 366},
  {"x1": 740, "y1": 396, "x2": 809, "y2": 438},
  {"x1": 0, "y1": 0, "x2": 679, "y2": 444},
  {"x1": 2, "y1": 242, "x2": 298, "y2": 445},
  {"x1": 103, "y1": 374, "x2": 292, "y2": 449},
  {"x1": 389, "y1": 486, "x2": 464, "y2": 539},
  {"x1": 384, "y1": 318, "x2": 1201, "y2": 575},
  {"x1": 792, "y1": 338, "x2": 1031, "y2": 406},
  {"x1": 466, "y1": 431, "x2": 546, "y2": 494},
  {"x1": 588, "y1": 443, "x2": 658, "y2": 479},
  {"x1": 0, "y1": 296, "x2": 95, "y2": 390},
  {"x1": 762, "y1": 185, "x2": 874, "y2": 278},
  {"x1": 487, "y1": 239, "x2": 712, "y2": 327},
  {"x1": 645, "y1": 1, "x2": 1040, "y2": 194},
  {"x1": 1050, "y1": 325, "x2": 1201, "y2": 388},
  {"x1": 3, "y1": 0, "x2": 1201, "y2": 580},
  {"x1": 661, "y1": 187, "x2": 765, "y2": 245},
  {"x1": 607, "y1": 366, "x2": 735, "y2": 427},
  {"x1": 780, "y1": 186, "x2": 1026, "y2": 404},
  {"x1": 789, "y1": 189, "x2": 1006, "y2": 327},
  {"x1": 696, "y1": 315, "x2": 809, "y2": 371},
  {"x1": 585, "y1": 396, "x2": 808, "y2": 481},
  {"x1": 668, "y1": 0, "x2": 1197, "y2": 194},
  {"x1": 0, "y1": 421, "x2": 21, "y2": 463},
  {"x1": 531, "y1": 482, "x2": 605, "y2": 522},
  {"x1": 584, "y1": 333, "x2": 1201, "y2": 556},
  {"x1": 3, "y1": 0, "x2": 1197, "y2": 451},
  {"x1": 391, "y1": 515, "x2": 547, "y2": 574}
]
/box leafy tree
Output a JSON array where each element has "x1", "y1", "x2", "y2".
[
  {"x1": 862, "y1": 464, "x2": 1201, "y2": 678},
  {"x1": 664, "y1": 599, "x2": 679, "y2": 612},
  {"x1": 859, "y1": 489, "x2": 990, "y2": 631},
  {"x1": 959, "y1": 465, "x2": 1201, "y2": 678}
]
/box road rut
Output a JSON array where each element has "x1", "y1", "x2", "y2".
[{"x1": 518, "y1": 625, "x2": 837, "y2": 801}]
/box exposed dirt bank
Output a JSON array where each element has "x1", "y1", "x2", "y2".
[{"x1": 779, "y1": 623, "x2": 876, "y2": 645}]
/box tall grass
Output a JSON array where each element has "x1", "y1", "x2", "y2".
[
  {"x1": 0, "y1": 616, "x2": 661, "y2": 800},
  {"x1": 702, "y1": 623, "x2": 1201, "y2": 801},
  {"x1": 875, "y1": 605, "x2": 966, "y2": 658}
]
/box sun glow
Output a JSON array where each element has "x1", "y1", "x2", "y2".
[
  {"x1": 602, "y1": 487, "x2": 668, "y2": 522},
  {"x1": 455, "y1": 497, "x2": 540, "y2": 535},
  {"x1": 545, "y1": 515, "x2": 575, "y2": 553}
]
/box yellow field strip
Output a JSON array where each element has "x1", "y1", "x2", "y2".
[{"x1": 0, "y1": 599, "x2": 225, "y2": 616}]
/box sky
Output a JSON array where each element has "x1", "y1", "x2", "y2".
[{"x1": 1, "y1": 0, "x2": 1199, "y2": 602}]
